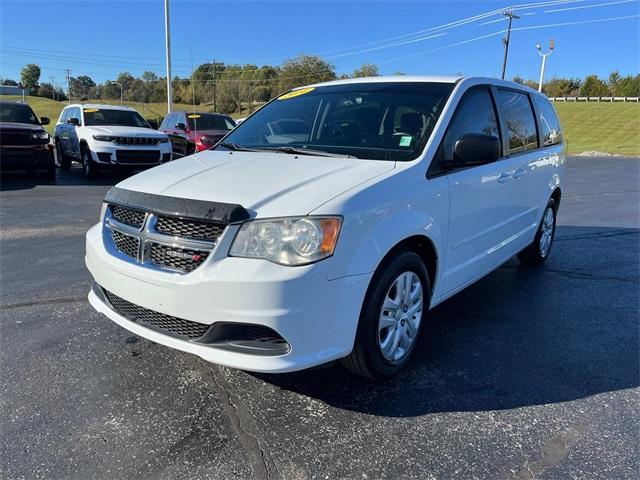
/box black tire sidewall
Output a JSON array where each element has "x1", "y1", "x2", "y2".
[
  {"x1": 82, "y1": 147, "x2": 96, "y2": 179},
  {"x1": 358, "y1": 251, "x2": 431, "y2": 378},
  {"x1": 533, "y1": 199, "x2": 557, "y2": 259}
]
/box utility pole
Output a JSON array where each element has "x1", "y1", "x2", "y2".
[
  {"x1": 50, "y1": 76, "x2": 56, "y2": 100},
  {"x1": 164, "y1": 0, "x2": 173, "y2": 113},
  {"x1": 501, "y1": 10, "x2": 520, "y2": 80},
  {"x1": 212, "y1": 59, "x2": 217, "y2": 112},
  {"x1": 64, "y1": 69, "x2": 71, "y2": 104},
  {"x1": 536, "y1": 39, "x2": 555, "y2": 92}
]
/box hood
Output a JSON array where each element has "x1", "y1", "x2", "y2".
[
  {"x1": 115, "y1": 150, "x2": 395, "y2": 217},
  {"x1": 0, "y1": 122, "x2": 45, "y2": 132},
  {"x1": 88, "y1": 126, "x2": 166, "y2": 137}
]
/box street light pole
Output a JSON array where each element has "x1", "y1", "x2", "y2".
[
  {"x1": 164, "y1": 0, "x2": 173, "y2": 114},
  {"x1": 109, "y1": 81, "x2": 123, "y2": 106},
  {"x1": 536, "y1": 39, "x2": 555, "y2": 93}
]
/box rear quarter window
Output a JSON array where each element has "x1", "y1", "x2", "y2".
[{"x1": 532, "y1": 95, "x2": 563, "y2": 146}]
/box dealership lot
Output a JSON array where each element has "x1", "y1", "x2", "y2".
[{"x1": 1, "y1": 157, "x2": 638, "y2": 479}]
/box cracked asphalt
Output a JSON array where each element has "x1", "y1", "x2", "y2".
[{"x1": 1, "y1": 157, "x2": 639, "y2": 479}]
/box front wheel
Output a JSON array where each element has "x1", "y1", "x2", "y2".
[
  {"x1": 341, "y1": 251, "x2": 430, "y2": 380},
  {"x1": 55, "y1": 142, "x2": 71, "y2": 170},
  {"x1": 518, "y1": 199, "x2": 557, "y2": 266},
  {"x1": 82, "y1": 147, "x2": 99, "y2": 179}
]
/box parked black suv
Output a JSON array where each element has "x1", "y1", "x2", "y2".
[{"x1": 0, "y1": 101, "x2": 54, "y2": 179}]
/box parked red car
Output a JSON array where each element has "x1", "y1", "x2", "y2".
[{"x1": 158, "y1": 111, "x2": 235, "y2": 157}]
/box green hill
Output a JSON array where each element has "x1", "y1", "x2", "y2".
[{"x1": 3, "y1": 95, "x2": 639, "y2": 156}]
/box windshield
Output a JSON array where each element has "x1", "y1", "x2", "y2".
[
  {"x1": 187, "y1": 113, "x2": 235, "y2": 131},
  {"x1": 216, "y1": 82, "x2": 453, "y2": 161},
  {"x1": 83, "y1": 108, "x2": 149, "y2": 128},
  {"x1": 0, "y1": 103, "x2": 39, "y2": 124}
]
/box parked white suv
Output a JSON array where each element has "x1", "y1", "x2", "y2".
[
  {"x1": 54, "y1": 104, "x2": 172, "y2": 178},
  {"x1": 86, "y1": 76, "x2": 564, "y2": 379}
]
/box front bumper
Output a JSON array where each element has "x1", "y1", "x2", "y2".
[
  {"x1": 85, "y1": 223, "x2": 371, "y2": 373},
  {"x1": 0, "y1": 145, "x2": 52, "y2": 171},
  {"x1": 89, "y1": 143, "x2": 172, "y2": 168}
]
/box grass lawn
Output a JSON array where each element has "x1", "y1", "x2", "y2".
[
  {"x1": 554, "y1": 102, "x2": 639, "y2": 156},
  {"x1": 3, "y1": 95, "x2": 638, "y2": 156}
]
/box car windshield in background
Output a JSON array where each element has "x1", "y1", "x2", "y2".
[
  {"x1": 83, "y1": 109, "x2": 149, "y2": 128},
  {"x1": 188, "y1": 114, "x2": 235, "y2": 131},
  {"x1": 216, "y1": 82, "x2": 454, "y2": 161},
  {"x1": 0, "y1": 103, "x2": 39, "y2": 124}
]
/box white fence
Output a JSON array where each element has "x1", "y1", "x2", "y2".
[{"x1": 550, "y1": 96, "x2": 640, "y2": 103}]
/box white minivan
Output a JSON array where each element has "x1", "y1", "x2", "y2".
[{"x1": 86, "y1": 76, "x2": 564, "y2": 379}]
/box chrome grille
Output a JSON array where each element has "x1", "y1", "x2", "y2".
[
  {"x1": 111, "y1": 230, "x2": 140, "y2": 259},
  {"x1": 103, "y1": 289, "x2": 211, "y2": 339},
  {"x1": 149, "y1": 243, "x2": 209, "y2": 272},
  {"x1": 111, "y1": 205, "x2": 145, "y2": 228},
  {"x1": 155, "y1": 216, "x2": 225, "y2": 242},
  {"x1": 103, "y1": 204, "x2": 224, "y2": 274}
]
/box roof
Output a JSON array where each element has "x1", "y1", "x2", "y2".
[
  {"x1": 67, "y1": 103, "x2": 135, "y2": 110},
  {"x1": 306, "y1": 75, "x2": 463, "y2": 88}
]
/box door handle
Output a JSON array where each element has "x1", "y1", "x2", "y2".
[
  {"x1": 497, "y1": 172, "x2": 513, "y2": 184},
  {"x1": 513, "y1": 168, "x2": 527, "y2": 179}
]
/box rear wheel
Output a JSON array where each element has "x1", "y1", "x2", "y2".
[
  {"x1": 341, "y1": 250, "x2": 430, "y2": 380},
  {"x1": 81, "y1": 146, "x2": 99, "y2": 179},
  {"x1": 518, "y1": 199, "x2": 557, "y2": 266}
]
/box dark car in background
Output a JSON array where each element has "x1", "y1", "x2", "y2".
[
  {"x1": 0, "y1": 101, "x2": 54, "y2": 179},
  {"x1": 159, "y1": 111, "x2": 235, "y2": 157}
]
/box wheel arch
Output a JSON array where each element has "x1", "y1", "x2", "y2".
[
  {"x1": 551, "y1": 187, "x2": 562, "y2": 208},
  {"x1": 376, "y1": 235, "x2": 438, "y2": 294}
]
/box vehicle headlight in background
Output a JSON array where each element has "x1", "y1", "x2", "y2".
[
  {"x1": 157, "y1": 137, "x2": 169, "y2": 143},
  {"x1": 229, "y1": 216, "x2": 342, "y2": 266},
  {"x1": 200, "y1": 136, "x2": 217, "y2": 144},
  {"x1": 92, "y1": 135, "x2": 114, "y2": 142},
  {"x1": 30, "y1": 132, "x2": 49, "y2": 140}
]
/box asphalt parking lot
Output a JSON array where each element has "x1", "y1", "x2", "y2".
[{"x1": 1, "y1": 156, "x2": 639, "y2": 479}]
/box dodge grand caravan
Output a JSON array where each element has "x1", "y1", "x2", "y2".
[{"x1": 86, "y1": 76, "x2": 564, "y2": 379}]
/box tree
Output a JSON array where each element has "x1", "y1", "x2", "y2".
[
  {"x1": 279, "y1": 55, "x2": 335, "y2": 92},
  {"x1": 579, "y1": 75, "x2": 609, "y2": 97},
  {"x1": 20, "y1": 63, "x2": 41, "y2": 90},
  {"x1": 353, "y1": 63, "x2": 379, "y2": 78},
  {"x1": 69, "y1": 75, "x2": 96, "y2": 99},
  {"x1": 543, "y1": 77, "x2": 581, "y2": 97},
  {"x1": 1, "y1": 78, "x2": 18, "y2": 86}
]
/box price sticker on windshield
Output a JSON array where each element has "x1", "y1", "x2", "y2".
[
  {"x1": 187, "y1": 114, "x2": 201, "y2": 119},
  {"x1": 278, "y1": 87, "x2": 315, "y2": 100},
  {"x1": 84, "y1": 108, "x2": 100, "y2": 113}
]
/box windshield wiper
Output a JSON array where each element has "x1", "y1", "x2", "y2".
[
  {"x1": 218, "y1": 142, "x2": 262, "y2": 152},
  {"x1": 265, "y1": 146, "x2": 354, "y2": 158}
]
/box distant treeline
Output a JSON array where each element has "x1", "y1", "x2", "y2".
[{"x1": 2, "y1": 59, "x2": 638, "y2": 114}]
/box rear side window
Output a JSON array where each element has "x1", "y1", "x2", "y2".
[
  {"x1": 434, "y1": 88, "x2": 499, "y2": 171},
  {"x1": 532, "y1": 95, "x2": 562, "y2": 146},
  {"x1": 497, "y1": 89, "x2": 538, "y2": 154}
]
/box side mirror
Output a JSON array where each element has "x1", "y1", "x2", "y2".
[
  {"x1": 175, "y1": 122, "x2": 187, "y2": 131},
  {"x1": 67, "y1": 117, "x2": 80, "y2": 126},
  {"x1": 40, "y1": 117, "x2": 50, "y2": 126},
  {"x1": 452, "y1": 133, "x2": 500, "y2": 166}
]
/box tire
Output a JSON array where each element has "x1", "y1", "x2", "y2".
[
  {"x1": 518, "y1": 199, "x2": 557, "y2": 266},
  {"x1": 341, "y1": 250, "x2": 431, "y2": 380},
  {"x1": 41, "y1": 153, "x2": 56, "y2": 181},
  {"x1": 55, "y1": 142, "x2": 71, "y2": 170},
  {"x1": 81, "y1": 146, "x2": 99, "y2": 179}
]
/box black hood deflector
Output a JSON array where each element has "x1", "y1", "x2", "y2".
[{"x1": 104, "y1": 187, "x2": 250, "y2": 224}]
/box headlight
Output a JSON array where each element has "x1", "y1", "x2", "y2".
[
  {"x1": 157, "y1": 137, "x2": 169, "y2": 143},
  {"x1": 229, "y1": 216, "x2": 342, "y2": 266},
  {"x1": 93, "y1": 135, "x2": 114, "y2": 142},
  {"x1": 200, "y1": 136, "x2": 217, "y2": 144},
  {"x1": 30, "y1": 132, "x2": 49, "y2": 140}
]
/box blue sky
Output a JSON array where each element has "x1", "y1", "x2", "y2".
[{"x1": 0, "y1": 0, "x2": 638, "y2": 87}]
